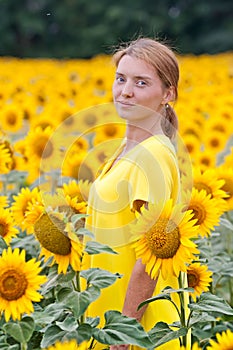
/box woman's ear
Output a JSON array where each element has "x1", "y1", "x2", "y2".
[{"x1": 162, "y1": 86, "x2": 176, "y2": 104}]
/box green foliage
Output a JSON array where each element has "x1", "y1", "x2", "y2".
[{"x1": 0, "y1": 0, "x2": 232, "y2": 57}]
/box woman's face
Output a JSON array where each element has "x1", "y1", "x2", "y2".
[{"x1": 112, "y1": 54, "x2": 170, "y2": 121}]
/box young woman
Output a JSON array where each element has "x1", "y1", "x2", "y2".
[{"x1": 84, "y1": 37, "x2": 184, "y2": 350}]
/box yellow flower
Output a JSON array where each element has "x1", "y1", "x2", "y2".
[
  {"x1": 130, "y1": 199, "x2": 199, "y2": 280},
  {"x1": 0, "y1": 142, "x2": 12, "y2": 174},
  {"x1": 215, "y1": 166, "x2": 233, "y2": 211},
  {"x1": 0, "y1": 196, "x2": 8, "y2": 208},
  {"x1": 193, "y1": 167, "x2": 228, "y2": 214},
  {"x1": 193, "y1": 149, "x2": 216, "y2": 172},
  {"x1": 0, "y1": 247, "x2": 46, "y2": 322},
  {"x1": 207, "y1": 329, "x2": 233, "y2": 349},
  {"x1": 24, "y1": 126, "x2": 54, "y2": 164},
  {"x1": 187, "y1": 262, "x2": 212, "y2": 301},
  {"x1": 0, "y1": 207, "x2": 19, "y2": 244},
  {"x1": 0, "y1": 103, "x2": 24, "y2": 132},
  {"x1": 62, "y1": 179, "x2": 91, "y2": 203},
  {"x1": 33, "y1": 211, "x2": 84, "y2": 274},
  {"x1": 44, "y1": 340, "x2": 87, "y2": 350},
  {"x1": 62, "y1": 150, "x2": 95, "y2": 183},
  {"x1": 11, "y1": 187, "x2": 41, "y2": 233},
  {"x1": 184, "y1": 188, "x2": 221, "y2": 237}
]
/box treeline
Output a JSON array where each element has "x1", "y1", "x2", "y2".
[{"x1": 0, "y1": 0, "x2": 232, "y2": 58}]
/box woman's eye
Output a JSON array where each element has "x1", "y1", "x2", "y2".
[
  {"x1": 116, "y1": 76, "x2": 125, "y2": 83},
  {"x1": 137, "y1": 80, "x2": 146, "y2": 86}
]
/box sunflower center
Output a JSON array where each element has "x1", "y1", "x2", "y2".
[
  {"x1": 0, "y1": 223, "x2": 6, "y2": 237},
  {"x1": 7, "y1": 112, "x2": 17, "y2": 125},
  {"x1": 145, "y1": 218, "x2": 180, "y2": 259},
  {"x1": 0, "y1": 269, "x2": 28, "y2": 301},
  {"x1": 34, "y1": 213, "x2": 71, "y2": 255},
  {"x1": 78, "y1": 163, "x2": 94, "y2": 182},
  {"x1": 189, "y1": 204, "x2": 206, "y2": 225},
  {"x1": 221, "y1": 178, "x2": 233, "y2": 199},
  {"x1": 35, "y1": 137, "x2": 49, "y2": 158},
  {"x1": 194, "y1": 182, "x2": 211, "y2": 196},
  {"x1": 42, "y1": 140, "x2": 54, "y2": 159},
  {"x1": 104, "y1": 125, "x2": 117, "y2": 137},
  {"x1": 85, "y1": 113, "x2": 97, "y2": 126},
  {"x1": 187, "y1": 272, "x2": 199, "y2": 288}
]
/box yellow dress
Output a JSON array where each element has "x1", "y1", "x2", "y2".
[{"x1": 84, "y1": 135, "x2": 185, "y2": 350}]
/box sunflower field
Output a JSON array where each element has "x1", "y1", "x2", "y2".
[{"x1": 0, "y1": 52, "x2": 233, "y2": 350}]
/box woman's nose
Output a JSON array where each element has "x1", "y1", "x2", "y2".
[{"x1": 121, "y1": 82, "x2": 133, "y2": 97}]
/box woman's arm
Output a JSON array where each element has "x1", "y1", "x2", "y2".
[
  {"x1": 122, "y1": 258, "x2": 158, "y2": 321},
  {"x1": 110, "y1": 259, "x2": 158, "y2": 350}
]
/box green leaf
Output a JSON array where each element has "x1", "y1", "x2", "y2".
[
  {"x1": 3, "y1": 316, "x2": 35, "y2": 343},
  {"x1": 189, "y1": 292, "x2": 233, "y2": 316},
  {"x1": 71, "y1": 213, "x2": 89, "y2": 225},
  {"x1": 220, "y1": 217, "x2": 233, "y2": 230},
  {"x1": 86, "y1": 316, "x2": 100, "y2": 328},
  {"x1": 188, "y1": 312, "x2": 216, "y2": 327},
  {"x1": 85, "y1": 241, "x2": 118, "y2": 255},
  {"x1": 138, "y1": 286, "x2": 193, "y2": 310},
  {"x1": 80, "y1": 268, "x2": 122, "y2": 289},
  {"x1": 33, "y1": 302, "x2": 66, "y2": 325},
  {"x1": 77, "y1": 323, "x2": 94, "y2": 342},
  {"x1": 40, "y1": 325, "x2": 66, "y2": 348},
  {"x1": 148, "y1": 322, "x2": 187, "y2": 348},
  {"x1": 56, "y1": 315, "x2": 78, "y2": 332},
  {"x1": 78, "y1": 227, "x2": 95, "y2": 238},
  {"x1": 58, "y1": 286, "x2": 100, "y2": 318},
  {"x1": 93, "y1": 311, "x2": 153, "y2": 347}
]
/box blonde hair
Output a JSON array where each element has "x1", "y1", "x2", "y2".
[{"x1": 112, "y1": 37, "x2": 179, "y2": 140}]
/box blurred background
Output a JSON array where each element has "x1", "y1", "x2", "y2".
[{"x1": 0, "y1": 0, "x2": 232, "y2": 58}]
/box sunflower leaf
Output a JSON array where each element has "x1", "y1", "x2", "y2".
[
  {"x1": 92, "y1": 310, "x2": 153, "y2": 347},
  {"x1": 40, "y1": 325, "x2": 67, "y2": 348},
  {"x1": 148, "y1": 322, "x2": 187, "y2": 348},
  {"x1": 57, "y1": 285, "x2": 101, "y2": 318},
  {"x1": 71, "y1": 213, "x2": 89, "y2": 225},
  {"x1": 138, "y1": 293, "x2": 172, "y2": 310},
  {"x1": 3, "y1": 316, "x2": 35, "y2": 344},
  {"x1": 80, "y1": 268, "x2": 122, "y2": 289},
  {"x1": 76, "y1": 323, "x2": 94, "y2": 343},
  {"x1": 85, "y1": 241, "x2": 118, "y2": 255},
  {"x1": 188, "y1": 292, "x2": 233, "y2": 316}
]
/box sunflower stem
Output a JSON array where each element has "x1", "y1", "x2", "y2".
[
  {"x1": 75, "y1": 270, "x2": 85, "y2": 324},
  {"x1": 178, "y1": 273, "x2": 187, "y2": 347},
  {"x1": 21, "y1": 343, "x2": 27, "y2": 350}
]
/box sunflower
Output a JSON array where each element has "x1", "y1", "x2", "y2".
[
  {"x1": 31, "y1": 208, "x2": 84, "y2": 274},
  {"x1": 130, "y1": 199, "x2": 199, "y2": 280},
  {"x1": 204, "y1": 129, "x2": 227, "y2": 154},
  {"x1": 215, "y1": 166, "x2": 233, "y2": 211},
  {"x1": 194, "y1": 149, "x2": 216, "y2": 171},
  {"x1": 184, "y1": 188, "x2": 221, "y2": 237},
  {"x1": 193, "y1": 167, "x2": 228, "y2": 214},
  {"x1": 207, "y1": 329, "x2": 233, "y2": 350},
  {"x1": 0, "y1": 103, "x2": 24, "y2": 132},
  {"x1": 0, "y1": 142, "x2": 13, "y2": 174},
  {"x1": 187, "y1": 262, "x2": 212, "y2": 301},
  {"x1": 0, "y1": 196, "x2": 8, "y2": 208},
  {"x1": 62, "y1": 150, "x2": 95, "y2": 183},
  {"x1": 62, "y1": 179, "x2": 91, "y2": 203},
  {"x1": 24, "y1": 126, "x2": 54, "y2": 165},
  {"x1": 0, "y1": 247, "x2": 46, "y2": 322},
  {"x1": 92, "y1": 122, "x2": 126, "y2": 146},
  {"x1": 11, "y1": 187, "x2": 41, "y2": 233},
  {"x1": 43, "y1": 340, "x2": 87, "y2": 350},
  {"x1": 0, "y1": 208, "x2": 19, "y2": 244}
]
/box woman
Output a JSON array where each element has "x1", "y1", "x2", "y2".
[{"x1": 84, "y1": 37, "x2": 184, "y2": 350}]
